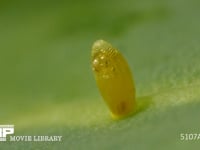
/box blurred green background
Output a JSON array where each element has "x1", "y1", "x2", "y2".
[{"x1": 1, "y1": 0, "x2": 200, "y2": 149}]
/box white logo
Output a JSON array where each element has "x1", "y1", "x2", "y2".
[
  {"x1": 0, "y1": 125, "x2": 14, "y2": 141},
  {"x1": 0, "y1": 125, "x2": 62, "y2": 142}
]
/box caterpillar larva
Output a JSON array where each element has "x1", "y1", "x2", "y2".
[{"x1": 91, "y1": 40, "x2": 136, "y2": 119}]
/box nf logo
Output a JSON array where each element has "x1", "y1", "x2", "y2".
[{"x1": 0, "y1": 125, "x2": 14, "y2": 141}]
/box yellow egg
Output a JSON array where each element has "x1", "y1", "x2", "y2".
[{"x1": 91, "y1": 40, "x2": 136, "y2": 119}]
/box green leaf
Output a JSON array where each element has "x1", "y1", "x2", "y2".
[{"x1": 1, "y1": 0, "x2": 200, "y2": 149}]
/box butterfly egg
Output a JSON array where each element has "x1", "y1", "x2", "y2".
[{"x1": 91, "y1": 40, "x2": 136, "y2": 119}]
